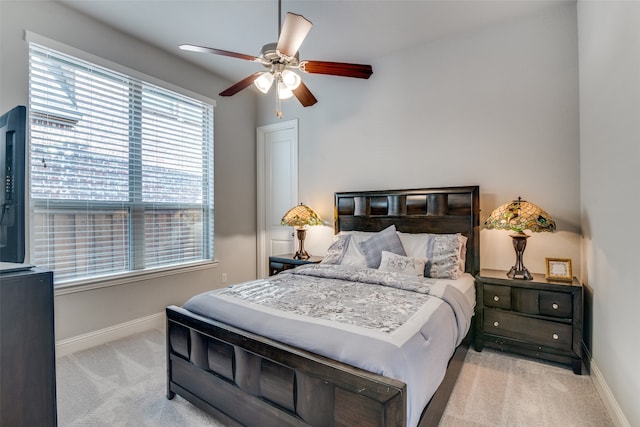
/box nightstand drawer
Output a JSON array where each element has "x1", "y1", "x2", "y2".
[
  {"x1": 510, "y1": 289, "x2": 573, "y2": 318},
  {"x1": 539, "y1": 291, "x2": 572, "y2": 318},
  {"x1": 483, "y1": 285, "x2": 511, "y2": 309},
  {"x1": 483, "y1": 309, "x2": 573, "y2": 351}
]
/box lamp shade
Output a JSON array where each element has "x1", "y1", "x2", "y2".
[
  {"x1": 484, "y1": 197, "x2": 555, "y2": 280},
  {"x1": 484, "y1": 197, "x2": 556, "y2": 233},
  {"x1": 281, "y1": 203, "x2": 322, "y2": 228}
]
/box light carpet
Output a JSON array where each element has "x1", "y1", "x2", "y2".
[
  {"x1": 56, "y1": 329, "x2": 613, "y2": 426},
  {"x1": 439, "y1": 348, "x2": 613, "y2": 427}
]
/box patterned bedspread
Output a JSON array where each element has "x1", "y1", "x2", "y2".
[
  {"x1": 218, "y1": 265, "x2": 438, "y2": 333},
  {"x1": 184, "y1": 264, "x2": 475, "y2": 427}
]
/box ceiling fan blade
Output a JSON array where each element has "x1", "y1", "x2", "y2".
[
  {"x1": 299, "y1": 61, "x2": 373, "y2": 79},
  {"x1": 292, "y1": 81, "x2": 318, "y2": 107},
  {"x1": 179, "y1": 44, "x2": 259, "y2": 62},
  {"x1": 219, "y1": 72, "x2": 263, "y2": 97},
  {"x1": 276, "y1": 13, "x2": 313, "y2": 58}
]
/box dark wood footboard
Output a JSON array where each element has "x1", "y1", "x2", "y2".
[{"x1": 167, "y1": 305, "x2": 407, "y2": 427}]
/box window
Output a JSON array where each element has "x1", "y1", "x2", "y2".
[{"x1": 28, "y1": 43, "x2": 214, "y2": 284}]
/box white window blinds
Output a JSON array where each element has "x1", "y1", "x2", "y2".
[{"x1": 28, "y1": 43, "x2": 214, "y2": 283}]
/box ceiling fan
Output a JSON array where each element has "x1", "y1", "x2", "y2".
[{"x1": 179, "y1": 0, "x2": 373, "y2": 118}]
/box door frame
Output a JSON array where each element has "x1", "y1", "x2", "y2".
[{"x1": 256, "y1": 119, "x2": 299, "y2": 278}]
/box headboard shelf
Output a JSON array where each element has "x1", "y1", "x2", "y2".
[{"x1": 334, "y1": 186, "x2": 480, "y2": 274}]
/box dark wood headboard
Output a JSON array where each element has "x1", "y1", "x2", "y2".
[{"x1": 334, "y1": 186, "x2": 480, "y2": 275}]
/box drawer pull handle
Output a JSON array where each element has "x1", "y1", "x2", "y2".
[
  {"x1": 493, "y1": 321, "x2": 500, "y2": 327},
  {"x1": 493, "y1": 296, "x2": 500, "y2": 302},
  {"x1": 552, "y1": 303, "x2": 559, "y2": 310},
  {"x1": 552, "y1": 333, "x2": 559, "y2": 340}
]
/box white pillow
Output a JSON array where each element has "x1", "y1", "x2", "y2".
[
  {"x1": 378, "y1": 251, "x2": 428, "y2": 276},
  {"x1": 397, "y1": 232, "x2": 429, "y2": 258},
  {"x1": 335, "y1": 234, "x2": 366, "y2": 268},
  {"x1": 336, "y1": 230, "x2": 376, "y2": 268}
]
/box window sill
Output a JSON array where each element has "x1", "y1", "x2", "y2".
[{"x1": 54, "y1": 260, "x2": 219, "y2": 296}]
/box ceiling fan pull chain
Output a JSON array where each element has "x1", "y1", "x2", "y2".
[{"x1": 276, "y1": 81, "x2": 283, "y2": 118}]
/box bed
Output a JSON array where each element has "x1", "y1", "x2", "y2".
[{"x1": 166, "y1": 186, "x2": 480, "y2": 427}]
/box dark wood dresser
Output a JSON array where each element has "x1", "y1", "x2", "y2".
[
  {"x1": 0, "y1": 267, "x2": 57, "y2": 426},
  {"x1": 474, "y1": 269, "x2": 583, "y2": 374},
  {"x1": 269, "y1": 254, "x2": 323, "y2": 276}
]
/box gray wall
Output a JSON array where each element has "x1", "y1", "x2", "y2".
[
  {"x1": 258, "y1": 2, "x2": 581, "y2": 279},
  {"x1": 0, "y1": 0, "x2": 258, "y2": 340},
  {"x1": 578, "y1": 1, "x2": 640, "y2": 425}
]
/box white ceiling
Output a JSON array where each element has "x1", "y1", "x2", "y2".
[{"x1": 56, "y1": 0, "x2": 571, "y2": 85}]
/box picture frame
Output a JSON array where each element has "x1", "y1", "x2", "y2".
[{"x1": 545, "y1": 257, "x2": 573, "y2": 281}]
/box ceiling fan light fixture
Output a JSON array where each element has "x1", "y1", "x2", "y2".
[
  {"x1": 254, "y1": 72, "x2": 275, "y2": 94},
  {"x1": 281, "y1": 69, "x2": 301, "y2": 90},
  {"x1": 277, "y1": 81, "x2": 294, "y2": 99}
]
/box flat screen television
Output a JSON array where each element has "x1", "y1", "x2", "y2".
[{"x1": 0, "y1": 105, "x2": 26, "y2": 263}]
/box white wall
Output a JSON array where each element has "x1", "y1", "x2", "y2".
[
  {"x1": 578, "y1": 1, "x2": 640, "y2": 425},
  {"x1": 258, "y1": 2, "x2": 581, "y2": 279},
  {"x1": 0, "y1": 0, "x2": 258, "y2": 340}
]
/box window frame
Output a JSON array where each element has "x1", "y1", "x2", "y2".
[{"x1": 26, "y1": 32, "x2": 217, "y2": 290}]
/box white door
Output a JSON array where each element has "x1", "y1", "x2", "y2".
[{"x1": 257, "y1": 120, "x2": 298, "y2": 278}]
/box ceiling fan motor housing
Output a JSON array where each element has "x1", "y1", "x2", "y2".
[{"x1": 260, "y1": 42, "x2": 299, "y2": 67}]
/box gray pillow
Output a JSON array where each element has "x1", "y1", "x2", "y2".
[
  {"x1": 359, "y1": 225, "x2": 406, "y2": 268},
  {"x1": 426, "y1": 233, "x2": 466, "y2": 279},
  {"x1": 320, "y1": 234, "x2": 351, "y2": 265}
]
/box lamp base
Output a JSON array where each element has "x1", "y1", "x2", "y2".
[
  {"x1": 293, "y1": 228, "x2": 310, "y2": 260},
  {"x1": 293, "y1": 251, "x2": 310, "y2": 260},
  {"x1": 507, "y1": 232, "x2": 533, "y2": 280},
  {"x1": 507, "y1": 266, "x2": 533, "y2": 280}
]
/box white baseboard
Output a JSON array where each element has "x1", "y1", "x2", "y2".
[
  {"x1": 55, "y1": 312, "x2": 165, "y2": 357},
  {"x1": 590, "y1": 359, "x2": 631, "y2": 427}
]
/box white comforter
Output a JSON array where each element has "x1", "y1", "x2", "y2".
[{"x1": 184, "y1": 264, "x2": 475, "y2": 427}]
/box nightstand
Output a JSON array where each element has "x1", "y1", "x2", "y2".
[
  {"x1": 269, "y1": 254, "x2": 323, "y2": 276},
  {"x1": 474, "y1": 269, "x2": 584, "y2": 374}
]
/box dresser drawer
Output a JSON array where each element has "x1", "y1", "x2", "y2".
[
  {"x1": 483, "y1": 285, "x2": 511, "y2": 309},
  {"x1": 483, "y1": 309, "x2": 573, "y2": 351}
]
